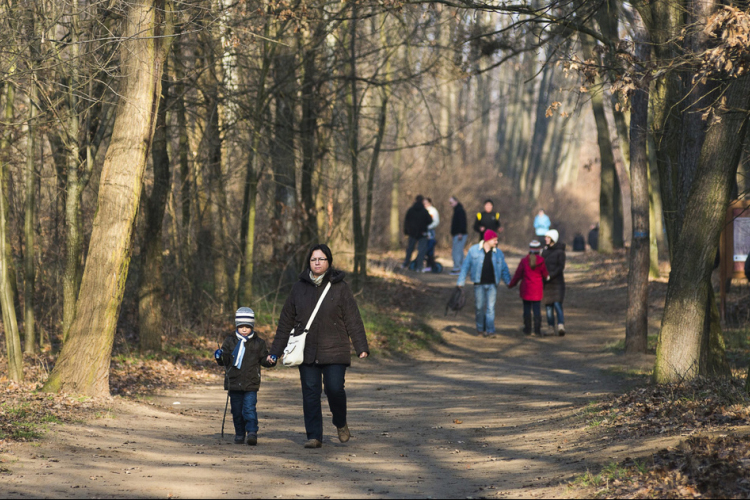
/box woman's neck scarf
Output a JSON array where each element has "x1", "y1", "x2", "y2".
[
  {"x1": 309, "y1": 270, "x2": 326, "y2": 287},
  {"x1": 232, "y1": 330, "x2": 254, "y2": 369}
]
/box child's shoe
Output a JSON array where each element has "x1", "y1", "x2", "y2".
[
  {"x1": 234, "y1": 434, "x2": 245, "y2": 444},
  {"x1": 246, "y1": 433, "x2": 257, "y2": 446}
]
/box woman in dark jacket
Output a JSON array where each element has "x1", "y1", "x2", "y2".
[
  {"x1": 269, "y1": 244, "x2": 369, "y2": 449},
  {"x1": 542, "y1": 230, "x2": 566, "y2": 336}
]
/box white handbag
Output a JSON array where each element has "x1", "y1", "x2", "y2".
[{"x1": 282, "y1": 282, "x2": 331, "y2": 367}]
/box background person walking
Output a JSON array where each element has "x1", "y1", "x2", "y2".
[
  {"x1": 542, "y1": 230, "x2": 566, "y2": 336},
  {"x1": 473, "y1": 199, "x2": 502, "y2": 241},
  {"x1": 423, "y1": 197, "x2": 440, "y2": 272},
  {"x1": 402, "y1": 195, "x2": 433, "y2": 271},
  {"x1": 269, "y1": 244, "x2": 369, "y2": 449},
  {"x1": 509, "y1": 241, "x2": 549, "y2": 336},
  {"x1": 534, "y1": 209, "x2": 551, "y2": 237},
  {"x1": 456, "y1": 229, "x2": 512, "y2": 337},
  {"x1": 449, "y1": 196, "x2": 467, "y2": 275}
]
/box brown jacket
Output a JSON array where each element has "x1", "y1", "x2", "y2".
[{"x1": 270, "y1": 269, "x2": 369, "y2": 365}]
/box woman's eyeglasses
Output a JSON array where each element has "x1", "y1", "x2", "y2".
[{"x1": 310, "y1": 258, "x2": 328, "y2": 263}]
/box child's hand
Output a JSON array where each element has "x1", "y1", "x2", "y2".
[
  {"x1": 266, "y1": 355, "x2": 277, "y2": 366},
  {"x1": 214, "y1": 349, "x2": 223, "y2": 360}
]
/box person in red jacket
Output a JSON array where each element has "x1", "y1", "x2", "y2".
[{"x1": 508, "y1": 240, "x2": 549, "y2": 336}]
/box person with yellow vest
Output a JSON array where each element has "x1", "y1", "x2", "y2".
[{"x1": 473, "y1": 199, "x2": 502, "y2": 241}]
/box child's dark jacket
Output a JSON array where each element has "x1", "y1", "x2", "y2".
[{"x1": 217, "y1": 333, "x2": 274, "y2": 392}]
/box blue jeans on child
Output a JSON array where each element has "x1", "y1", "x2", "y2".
[
  {"x1": 474, "y1": 284, "x2": 497, "y2": 333},
  {"x1": 299, "y1": 364, "x2": 347, "y2": 442},
  {"x1": 229, "y1": 390, "x2": 258, "y2": 436},
  {"x1": 546, "y1": 302, "x2": 564, "y2": 326}
]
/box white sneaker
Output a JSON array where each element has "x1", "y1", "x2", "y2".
[
  {"x1": 557, "y1": 324, "x2": 566, "y2": 336},
  {"x1": 421, "y1": 267, "x2": 432, "y2": 273}
]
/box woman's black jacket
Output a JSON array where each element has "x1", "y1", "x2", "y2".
[
  {"x1": 542, "y1": 243, "x2": 566, "y2": 304},
  {"x1": 270, "y1": 269, "x2": 369, "y2": 366}
]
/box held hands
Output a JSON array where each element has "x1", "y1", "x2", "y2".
[{"x1": 266, "y1": 355, "x2": 277, "y2": 366}]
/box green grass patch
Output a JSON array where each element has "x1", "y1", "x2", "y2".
[
  {"x1": 604, "y1": 334, "x2": 657, "y2": 354},
  {"x1": 0, "y1": 402, "x2": 61, "y2": 441},
  {"x1": 570, "y1": 461, "x2": 636, "y2": 489},
  {"x1": 360, "y1": 303, "x2": 442, "y2": 354}
]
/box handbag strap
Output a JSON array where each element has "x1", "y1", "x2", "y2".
[{"x1": 303, "y1": 282, "x2": 331, "y2": 333}]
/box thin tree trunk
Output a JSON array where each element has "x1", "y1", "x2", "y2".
[
  {"x1": 24, "y1": 78, "x2": 37, "y2": 354},
  {"x1": 654, "y1": 74, "x2": 750, "y2": 383},
  {"x1": 138, "y1": 66, "x2": 171, "y2": 352},
  {"x1": 43, "y1": 0, "x2": 172, "y2": 396},
  {"x1": 0, "y1": 80, "x2": 23, "y2": 382},
  {"x1": 625, "y1": 31, "x2": 650, "y2": 354},
  {"x1": 347, "y1": 4, "x2": 364, "y2": 289}
]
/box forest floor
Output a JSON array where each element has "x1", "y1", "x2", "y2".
[{"x1": 2, "y1": 249, "x2": 750, "y2": 498}]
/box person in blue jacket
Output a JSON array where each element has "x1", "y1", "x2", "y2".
[
  {"x1": 534, "y1": 209, "x2": 551, "y2": 237},
  {"x1": 456, "y1": 229, "x2": 512, "y2": 337}
]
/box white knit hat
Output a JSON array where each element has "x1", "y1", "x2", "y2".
[
  {"x1": 545, "y1": 229, "x2": 559, "y2": 244},
  {"x1": 235, "y1": 307, "x2": 255, "y2": 327}
]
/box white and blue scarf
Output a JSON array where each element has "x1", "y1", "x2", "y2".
[{"x1": 232, "y1": 330, "x2": 254, "y2": 369}]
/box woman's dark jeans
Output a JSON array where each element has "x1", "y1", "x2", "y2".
[{"x1": 298, "y1": 363, "x2": 347, "y2": 441}]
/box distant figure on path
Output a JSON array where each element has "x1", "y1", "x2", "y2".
[
  {"x1": 588, "y1": 223, "x2": 599, "y2": 251},
  {"x1": 423, "y1": 197, "x2": 440, "y2": 273},
  {"x1": 214, "y1": 307, "x2": 276, "y2": 446},
  {"x1": 402, "y1": 195, "x2": 433, "y2": 272},
  {"x1": 534, "y1": 209, "x2": 551, "y2": 237},
  {"x1": 269, "y1": 244, "x2": 369, "y2": 449},
  {"x1": 542, "y1": 230, "x2": 566, "y2": 336},
  {"x1": 449, "y1": 196, "x2": 468, "y2": 275},
  {"x1": 508, "y1": 241, "x2": 549, "y2": 336},
  {"x1": 456, "y1": 229, "x2": 512, "y2": 337},
  {"x1": 473, "y1": 199, "x2": 502, "y2": 241},
  {"x1": 572, "y1": 233, "x2": 586, "y2": 252}
]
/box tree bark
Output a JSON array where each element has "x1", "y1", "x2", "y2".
[
  {"x1": 625, "y1": 31, "x2": 650, "y2": 354},
  {"x1": 654, "y1": 74, "x2": 750, "y2": 383},
  {"x1": 43, "y1": 0, "x2": 172, "y2": 396},
  {"x1": 24, "y1": 76, "x2": 37, "y2": 354},
  {"x1": 582, "y1": 35, "x2": 616, "y2": 253},
  {"x1": 0, "y1": 80, "x2": 24, "y2": 382},
  {"x1": 138, "y1": 66, "x2": 171, "y2": 352}
]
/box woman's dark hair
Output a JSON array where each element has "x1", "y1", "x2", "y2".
[{"x1": 305, "y1": 244, "x2": 334, "y2": 270}]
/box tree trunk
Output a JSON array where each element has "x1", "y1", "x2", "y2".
[
  {"x1": 0, "y1": 80, "x2": 23, "y2": 382},
  {"x1": 347, "y1": 4, "x2": 365, "y2": 289},
  {"x1": 43, "y1": 0, "x2": 172, "y2": 396},
  {"x1": 24, "y1": 77, "x2": 37, "y2": 354},
  {"x1": 654, "y1": 74, "x2": 750, "y2": 383},
  {"x1": 138, "y1": 66, "x2": 171, "y2": 352},
  {"x1": 625, "y1": 33, "x2": 650, "y2": 354},
  {"x1": 300, "y1": 47, "x2": 319, "y2": 249}
]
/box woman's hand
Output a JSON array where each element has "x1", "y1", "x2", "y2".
[{"x1": 359, "y1": 352, "x2": 368, "y2": 359}]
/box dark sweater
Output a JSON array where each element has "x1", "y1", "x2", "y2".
[
  {"x1": 404, "y1": 202, "x2": 433, "y2": 239},
  {"x1": 473, "y1": 211, "x2": 502, "y2": 238},
  {"x1": 451, "y1": 203, "x2": 468, "y2": 235},
  {"x1": 217, "y1": 333, "x2": 274, "y2": 392}
]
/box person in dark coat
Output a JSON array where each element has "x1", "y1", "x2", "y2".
[
  {"x1": 402, "y1": 195, "x2": 433, "y2": 271},
  {"x1": 542, "y1": 230, "x2": 566, "y2": 336},
  {"x1": 449, "y1": 196, "x2": 468, "y2": 274},
  {"x1": 508, "y1": 241, "x2": 549, "y2": 336},
  {"x1": 473, "y1": 199, "x2": 502, "y2": 241},
  {"x1": 588, "y1": 223, "x2": 599, "y2": 251},
  {"x1": 269, "y1": 244, "x2": 369, "y2": 449},
  {"x1": 215, "y1": 307, "x2": 276, "y2": 445}
]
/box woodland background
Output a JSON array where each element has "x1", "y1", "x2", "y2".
[{"x1": 0, "y1": 0, "x2": 749, "y2": 396}]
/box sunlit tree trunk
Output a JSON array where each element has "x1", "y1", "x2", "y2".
[
  {"x1": 43, "y1": 0, "x2": 172, "y2": 396},
  {"x1": 24, "y1": 77, "x2": 37, "y2": 354},
  {"x1": 0, "y1": 80, "x2": 23, "y2": 382}
]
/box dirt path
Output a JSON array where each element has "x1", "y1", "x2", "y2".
[{"x1": 2, "y1": 253, "x2": 668, "y2": 499}]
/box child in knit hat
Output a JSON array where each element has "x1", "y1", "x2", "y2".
[
  {"x1": 508, "y1": 241, "x2": 549, "y2": 336},
  {"x1": 214, "y1": 307, "x2": 276, "y2": 445}
]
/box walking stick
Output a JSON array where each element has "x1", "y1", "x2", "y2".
[{"x1": 221, "y1": 391, "x2": 230, "y2": 438}]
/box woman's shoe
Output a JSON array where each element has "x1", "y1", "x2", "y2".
[
  {"x1": 557, "y1": 324, "x2": 566, "y2": 336},
  {"x1": 337, "y1": 425, "x2": 351, "y2": 443},
  {"x1": 304, "y1": 439, "x2": 322, "y2": 448}
]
